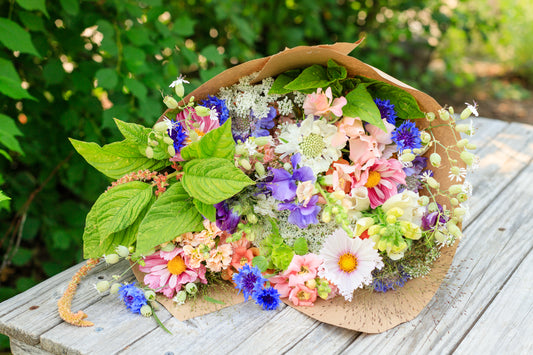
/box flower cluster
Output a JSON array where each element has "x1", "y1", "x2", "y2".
[{"x1": 76, "y1": 60, "x2": 478, "y2": 317}]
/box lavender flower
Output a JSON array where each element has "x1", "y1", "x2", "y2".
[
  {"x1": 421, "y1": 203, "x2": 449, "y2": 231},
  {"x1": 251, "y1": 106, "x2": 276, "y2": 138},
  {"x1": 265, "y1": 154, "x2": 314, "y2": 202},
  {"x1": 278, "y1": 195, "x2": 321, "y2": 229}
]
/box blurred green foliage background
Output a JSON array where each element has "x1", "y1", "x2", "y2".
[{"x1": 0, "y1": 0, "x2": 531, "y2": 349}]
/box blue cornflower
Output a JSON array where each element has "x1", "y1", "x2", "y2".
[
  {"x1": 372, "y1": 268, "x2": 411, "y2": 293},
  {"x1": 167, "y1": 120, "x2": 187, "y2": 154},
  {"x1": 391, "y1": 121, "x2": 422, "y2": 153},
  {"x1": 251, "y1": 107, "x2": 276, "y2": 138},
  {"x1": 118, "y1": 283, "x2": 147, "y2": 314},
  {"x1": 232, "y1": 264, "x2": 266, "y2": 301},
  {"x1": 253, "y1": 286, "x2": 281, "y2": 311},
  {"x1": 374, "y1": 98, "x2": 397, "y2": 125},
  {"x1": 200, "y1": 95, "x2": 230, "y2": 125}
]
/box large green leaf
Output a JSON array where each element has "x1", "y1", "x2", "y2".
[
  {"x1": 69, "y1": 138, "x2": 170, "y2": 179},
  {"x1": 136, "y1": 182, "x2": 204, "y2": 254},
  {"x1": 113, "y1": 118, "x2": 169, "y2": 160},
  {"x1": 91, "y1": 181, "x2": 153, "y2": 238},
  {"x1": 326, "y1": 59, "x2": 347, "y2": 81},
  {"x1": 82, "y1": 206, "x2": 101, "y2": 258},
  {"x1": 193, "y1": 199, "x2": 216, "y2": 222},
  {"x1": 0, "y1": 59, "x2": 36, "y2": 100},
  {"x1": 0, "y1": 18, "x2": 40, "y2": 57},
  {"x1": 0, "y1": 114, "x2": 24, "y2": 154},
  {"x1": 182, "y1": 157, "x2": 254, "y2": 204},
  {"x1": 343, "y1": 84, "x2": 386, "y2": 131},
  {"x1": 16, "y1": 0, "x2": 49, "y2": 18},
  {"x1": 180, "y1": 119, "x2": 235, "y2": 161},
  {"x1": 283, "y1": 64, "x2": 332, "y2": 91},
  {"x1": 0, "y1": 191, "x2": 10, "y2": 203}
]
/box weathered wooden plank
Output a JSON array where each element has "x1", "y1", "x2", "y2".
[
  {"x1": 453, "y1": 246, "x2": 533, "y2": 354},
  {"x1": 284, "y1": 323, "x2": 360, "y2": 354},
  {"x1": 340, "y1": 159, "x2": 533, "y2": 353},
  {"x1": 467, "y1": 117, "x2": 508, "y2": 148},
  {"x1": 0, "y1": 260, "x2": 130, "y2": 345},
  {"x1": 10, "y1": 338, "x2": 53, "y2": 355},
  {"x1": 119, "y1": 300, "x2": 287, "y2": 354}
]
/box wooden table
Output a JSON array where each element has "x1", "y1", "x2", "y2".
[{"x1": 1, "y1": 117, "x2": 532, "y2": 354}]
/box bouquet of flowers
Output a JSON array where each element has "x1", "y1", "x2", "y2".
[{"x1": 58, "y1": 42, "x2": 478, "y2": 333}]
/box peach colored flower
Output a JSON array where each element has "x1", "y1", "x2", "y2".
[
  {"x1": 285, "y1": 254, "x2": 323, "y2": 287},
  {"x1": 366, "y1": 118, "x2": 396, "y2": 158},
  {"x1": 206, "y1": 244, "x2": 233, "y2": 272},
  {"x1": 182, "y1": 245, "x2": 204, "y2": 268},
  {"x1": 331, "y1": 116, "x2": 365, "y2": 147},
  {"x1": 303, "y1": 87, "x2": 347, "y2": 118},
  {"x1": 289, "y1": 284, "x2": 317, "y2": 306},
  {"x1": 348, "y1": 134, "x2": 381, "y2": 170}
]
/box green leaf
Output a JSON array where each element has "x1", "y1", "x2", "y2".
[
  {"x1": 0, "y1": 114, "x2": 24, "y2": 154},
  {"x1": 283, "y1": 64, "x2": 331, "y2": 91},
  {"x1": 182, "y1": 157, "x2": 255, "y2": 205},
  {"x1": 113, "y1": 118, "x2": 169, "y2": 160},
  {"x1": 252, "y1": 255, "x2": 268, "y2": 272},
  {"x1": 16, "y1": 0, "x2": 49, "y2": 18},
  {"x1": 18, "y1": 11, "x2": 46, "y2": 32},
  {"x1": 91, "y1": 181, "x2": 153, "y2": 238},
  {"x1": 136, "y1": 182, "x2": 204, "y2": 254},
  {"x1": 181, "y1": 119, "x2": 235, "y2": 161},
  {"x1": 125, "y1": 27, "x2": 151, "y2": 46},
  {"x1": 271, "y1": 244, "x2": 294, "y2": 270},
  {"x1": 124, "y1": 45, "x2": 147, "y2": 74},
  {"x1": 82, "y1": 206, "x2": 102, "y2": 258},
  {"x1": 0, "y1": 191, "x2": 10, "y2": 203},
  {"x1": 95, "y1": 68, "x2": 118, "y2": 90},
  {"x1": 43, "y1": 59, "x2": 65, "y2": 85},
  {"x1": 59, "y1": 0, "x2": 79, "y2": 15},
  {"x1": 343, "y1": 84, "x2": 386, "y2": 131},
  {"x1": 124, "y1": 78, "x2": 147, "y2": 101},
  {"x1": 173, "y1": 16, "x2": 196, "y2": 36},
  {"x1": 96, "y1": 20, "x2": 117, "y2": 56},
  {"x1": 12, "y1": 248, "x2": 32, "y2": 266},
  {"x1": 326, "y1": 59, "x2": 347, "y2": 81},
  {"x1": 203, "y1": 296, "x2": 225, "y2": 305},
  {"x1": 201, "y1": 45, "x2": 224, "y2": 66},
  {"x1": 193, "y1": 199, "x2": 216, "y2": 221},
  {"x1": 293, "y1": 237, "x2": 308, "y2": 256},
  {"x1": 0, "y1": 59, "x2": 36, "y2": 99},
  {"x1": 69, "y1": 138, "x2": 170, "y2": 179},
  {"x1": 361, "y1": 78, "x2": 425, "y2": 119},
  {"x1": 269, "y1": 71, "x2": 300, "y2": 95},
  {"x1": 0, "y1": 18, "x2": 41, "y2": 57},
  {"x1": 51, "y1": 230, "x2": 71, "y2": 250}
]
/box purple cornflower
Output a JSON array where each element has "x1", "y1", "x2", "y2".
[
  {"x1": 253, "y1": 286, "x2": 281, "y2": 310},
  {"x1": 118, "y1": 283, "x2": 147, "y2": 314},
  {"x1": 214, "y1": 200, "x2": 241, "y2": 234},
  {"x1": 421, "y1": 203, "x2": 449, "y2": 231},
  {"x1": 374, "y1": 98, "x2": 397, "y2": 125},
  {"x1": 251, "y1": 107, "x2": 276, "y2": 138},
  {"x1": 167, "y1": 120, "x2": 187, "y2": 154},
  {"x1": 278, "y1": 195, "x2": 321, "y2": 229},
  {"x1": 265, "y1": 154, "x2": 314, "y2": 202},
  {"x1": 391, "y1": 121, "x2": 422, "y2": 153},
  {"x1": 200, "y1": 95, "x2": 230, "y2": 126},
  {"x1": 233, "y1": 264, "x2": 266, "y2": 301}
]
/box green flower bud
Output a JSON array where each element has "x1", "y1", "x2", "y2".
[
  {"x1": 446, "y1": 221, "x2": 462, "y2": 239},
  {"x1": 386, "y1": 214, "x2": 397, "y2": 224},
  {"x1": 185, "y1": 282, "x2": 198, "y2": 295},
  {"x1": 254, "y1": 161, "x2": 266, "y2": 177},
  {"x1": 426, "y1": 112, "x2": 436, "y2": 122},
  {"x1": 460, "y1": 107, "x2": 472, "y2": 120},
  {"x1": 148, "y1": 139, "x2": 159, "y2": 147},
  {"x1": 457, "y1": 193, "x2": 468, "y2": 202},
  {"x1": 247, "y1": 213, "x2": 258, "y2": 224},
  {"x1": 400, "y1": 153, "x2": 416, "y2": 162},
  {"x1": 321, "y1": 210, "x2": 332, "y2": 223},
  {"x1": 455, "y1": 124, "x2": 473, "y2": 135},
  {"x1": 163, "y1": 96, "x2": 179, "y2": 109},
  {"x1": 173, "y1": 290, "x2": 187, "y2": 305},
  {"x1": 110, "y1": 283, "x2": 121, "y2": 295},
  {"x1": 418, "y1": 195, "x2": 430, "y2": 206},
  {"x1": 448, "y1": 106, "x2": 455, "y2": 115},
  {"x1": 115, "y1": 245, "x2": 130, "y2": 258},
  {"x1": 163, "y1": 136, "x2": 173, "y2": 145},
  {"x1": 450, "y1": 198, "x2": 459, "y2": 206},
  {"x1": 457, "y1": 138, "x2": 469, "y2": 148},
  {"x1": 449, "y1": 184, "x2": 464, "y2": 195},
  {"x1": 255, "y1": 136, "x2": 271, "y2": 146},
  {"x1": 174, "y1": 83, "x2": 185, "y2": 97},
  {"x1": 430, "y1": 153, "x2": 441, "y2": 168},
  {"x1": 145, "y1": 146, "x2": 154, "y2": 159},
  {"x1": 153, "y1": 121, "x2": 169, "y2": 132},
  {"x1": 466, "y1": 143, "x2": 477, "y2": 150},
  {"x1": 439, "y1": 109, "x2": 450, "y2": 121},
  {"x1": 95, "y1": 280, "x2": 110, "y2": 293},
  {"x1": 167, "y1": 145, "x2": 176, "y2": 157},
  {"x1": 420, "y1": 131, "x2": 431, "y2": 144},
  {"x1": 235, "y1": 144, "x2": 247, "y2": 156},
  {"x1": 104, "y1": 254, "x2": 120, "y2": 264},
  {"x1": 460, "y1": 151, "x2": 476, "y2": 166},
  {"x1": 428, "y1": 202, "x2": 438, "y2": 212},
  {"x1": 145, "y1": 290, "x2": 156, "y2": 301},
  {"x1": 426, "y1": 177, "x2": 440, "y2": 189},
  {"x1": 140, "y1": 304, "x2": 153, "y2": 317},
  {"x1": 194, "y1": 105, "x2": 211, "y2": 117},
  {"x1": 239, "y1": 159, "x2": 252, "y2": 170}
]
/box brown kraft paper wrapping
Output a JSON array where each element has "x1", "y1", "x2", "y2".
[{"x1": 133, "y1": 42, "x2": 463, "y2": 333}]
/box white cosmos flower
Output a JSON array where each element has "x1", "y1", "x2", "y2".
[
  {"x1": 318, "y1": 229, "x2": 383, "y2": 301},
  {"x1": 275, "y1": 116, "x2": 342, "y2": 174}
]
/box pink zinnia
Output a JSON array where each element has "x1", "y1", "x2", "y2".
[
  {"x1": 353, "y1": 158, "x2": 406, "y2": 209},
  {"x1": 139, "y1": 248, "x2": 207, "y2": 298},
  {"x1": 303, "y1": 87, "x2": 347, "y2": 118}
]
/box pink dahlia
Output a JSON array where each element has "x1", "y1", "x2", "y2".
[
  {"x1": 353, "y1": 158, "x2": 406, "y2": 209},
  {"x1": 139, "y1": 248, "x2": 207, "y2": 298}
]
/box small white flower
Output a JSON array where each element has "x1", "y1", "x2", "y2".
[
  {"x1": 448, "y1": 166, "x2": 467, "y2": 182},
  {"x1": 465, "y1": 101, "x2": 479, "y2": 117},
  {"x1": 209, "y1": 106, "x2": 219, "y2": 121},
  {"x1": 420, "y1": 171, "x2": 433, "y2": 182},
  {"x1": 169, "y1": 74, "x2": 189, "y2": 88},
  {"x1": 243, "y1": 138, "x2": 258, "y2": 156}
]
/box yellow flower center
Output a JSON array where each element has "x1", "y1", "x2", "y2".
[
  {"x1": 240, "y1": 257, "x2": 248, "y2": 266},
  {"x1": 298, "y1": 266, "x2": 309, "y2": 275},
  {"x1": 365, "y1": 171, "x2": 381, "y2": 189},
  {"x1": 167, "y1": 255, "x2": 186, "y2": 275},
  {"x1": 338, "y1": 253, "x2": 358, "y2": 273},
  {"x1": 297, "y1": 290, "x2": 311, "y2": 300},
  {"x1": 300, "y1": 133, "x2": 325, "y2": 158}
]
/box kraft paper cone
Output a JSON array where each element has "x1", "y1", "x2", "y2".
[{"x1": 134, "y1": 42, "x2": 462, "y2": 333}]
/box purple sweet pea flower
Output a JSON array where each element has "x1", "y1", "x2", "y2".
[
  {"x1": 278, "y1": 195, "x2": 321, "y2": 229},
  {"x1": 265, "y1": 154, "x2": 314, "y2": 202},
  {"x1": 214, "y1": 200, "x2": 241, "y2": 234},
  {"x1": 421, "y1": 203, "x2": 449, "y2": 231},
  {"x1": 251, "y1": 106, "x2": 276, "y2": 138}
]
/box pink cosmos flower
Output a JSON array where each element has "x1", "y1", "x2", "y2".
[
  {"x1": 303, "y1": 87, "x2": 347, "y2": 118},
  {"x1": 353, "y1": 158, "x2": 406, "y2": 209},
  {"x1": 139, "y1": 248, "x2": 207, "y2": 298},
  {"x1": 289, "y1": 284, "x2": 318, "y2": 306}
]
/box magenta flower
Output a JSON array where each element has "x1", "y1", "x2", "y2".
[
  {"x1": 139, "y1": 248, "x2": 207, "y2": 298},
  {"x1": 353, "y1": 158, "x2": 406, "y2": 209}
]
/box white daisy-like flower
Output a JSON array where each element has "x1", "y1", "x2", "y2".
[
  {"x1": 209, "y1": 106, "x2": 219, "y2": 121},
  {"x1": 462, "y1": 180, "x2": 473, "y2": 196},
  {"x1": 420, "y1": 171, "x2": 433, "y2": 182},
  {"x1": 169, "y1": 74, "x2": 189, "y2": 88},
  {"x1": 448, "y1": 166, "x2": 467, "y2": 182},
  {"x1": 318, "y1": 229, "x2": 383, "y2": 301},
  {"x1": 243, "y1": 137, "x2": 258, "y2": 156},
  {"x1": 465, "y1": 101, "x2": 479, "y2": 117},
  {"x1": 275, "y1": 116, "x2": 342, "y2": 174}
]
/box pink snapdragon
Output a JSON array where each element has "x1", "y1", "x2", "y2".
[{"x1": 303, "y1": 87, "x2": 347, "y2": 118}]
